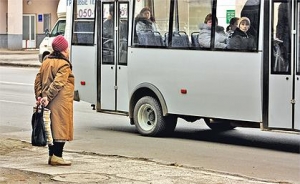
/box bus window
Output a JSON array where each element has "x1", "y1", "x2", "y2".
[
  {"x1": 240, "y1": 0, "x2": 260, "y2": 39},
  {"x1": 271, "y1": 2, "x2": 291, "y2": 74},
  {"x1": 224, "y1": 0, "x2": 260, "y2": 51},
  {"x1": 73, "y1": 20, "x2": 95, "y2": 45},
  {"x1": 119, "y1": 3, "x2": 129, "y2": 65},
  {"x1": 177, "y1": 0, "x2": 212, "y2": 48},
  {"x1": 102, "y1": 3, "x2": 114, "y2": 64},
  {"x1": 72, "y1": 1, "x2": 95, "y2": 45},
  {"x1": 133, "y1": 0, "x2": 169, "y2": 47}
]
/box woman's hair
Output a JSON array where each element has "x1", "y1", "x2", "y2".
[
  {"x1": 204, "y1": 13, "x2": 218, "y2": 24},
  {"x1": 139, "y1": 7, "x2": 151, "y2": 15},
  {"x1": 135, "y1": 7, "x2": 155, "y2": 22},
  {"x1": 204, "y1": 13, "x2": 212, "y2": 23},
  {"x1": 229, "y1": 17, "x2": 239, "y2": 26},
  {"x1": 226, "y1": 17, "x2": 239, "y2": 32}
]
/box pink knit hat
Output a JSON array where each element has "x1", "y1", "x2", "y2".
[{"x1": 52, "y1": 35, "x2": 68, "y2": 52}]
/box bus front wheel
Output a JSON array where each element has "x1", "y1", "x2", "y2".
[
  {"x1": 204, "y1": 118, "x2": 236, "y2": 131},
  {"x1": 133, "y1": 96, "x2": 177, "y2": 136}
]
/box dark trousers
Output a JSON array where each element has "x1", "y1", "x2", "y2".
[{"x1": 49, "y1": 142, "x2": 65, "y2": 157}]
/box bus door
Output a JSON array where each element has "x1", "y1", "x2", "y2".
[
  {"x1": 269, "y1": 0, "x2": 299, "y2": 130},
  {"x1": 99, "y1": 1, "x2": 129, "y2": 112},
  {"x1": 295, "y1": 0, "x2": 300, "y2": 130}
]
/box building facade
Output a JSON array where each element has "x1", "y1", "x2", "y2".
[{"x1": 0, "y1": 0, "x2": 59, "y2": 50}]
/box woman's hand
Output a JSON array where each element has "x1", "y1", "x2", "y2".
[
  {"x1": 36, "y1": 97, "x2": 42, "y2": 106},
  {"x1": 41, "y1": 97, "x2": 49, "y2": 107}
]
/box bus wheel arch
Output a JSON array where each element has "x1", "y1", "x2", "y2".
[
  {"x1": 129, "y1": 83, "x2": 168, "y2": 120},
  {"x1": 129, "y1": 84, "x2": 177, "y2": 136}
]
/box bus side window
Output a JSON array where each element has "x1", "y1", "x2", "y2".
[
  {"x1": 240, "y1": 0, "x2": 260, "y2": 39},
  {"x1": 198, "y1": 13, "x2": 227, "y2": 49},
  {"x1": 176, "y1": 0, "x2": 212, "y2": 49},
  {"x1": 134, "y1": 7, "x2": 157, "y2": 46},
  {"x1": 132, "y1": 0, "x2": 169, "y2": 47},
  {"x1": 191, "y1": 32, "x2": 200, "y2": 48},
  {"x1": 137, "y1": 31, "x2": 163, "y2": 46},
  {"x1": 73, "y1": 20, "x2": 94, "y2": 45},
  {"x1": 165, "y1": 31, "x2": 189, "y2": 48},
  {"x1": 119, "y1": 3, "x2": 129, "y2": 65},
  {"x1": 226, "y1": 17, "x2": 257, "y2": 51}
]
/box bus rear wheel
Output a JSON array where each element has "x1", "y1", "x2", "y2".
[
  {"x1": 133, "y1": 96, "x2": 177, "y2": 136},
  {"x1": 204, "y1": 118, "x2": 236, "y2": 131}
]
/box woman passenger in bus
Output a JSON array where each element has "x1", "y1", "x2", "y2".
[
  {"x1": 135, "y1": 7, "x2": 157, "y2": 34},
  {"x1": 226, "y1": 17, "x2": 239, "y2": 39},
  {"x1": 198, "y1": 13, "x2": 227, "y2": 49},
  {"x1": 227, "y1": 17, "x2": 256, "y2": 50},
  {"x1": 241, "y1": 0, "x2": 260, "y2": 39}
]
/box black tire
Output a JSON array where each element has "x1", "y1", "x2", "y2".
[
  {"x1": 133, "y1": 96, "x2": 177, "y2": 136},
  {"x1": 165, "y1": 115, "x2": 177, "y2": 135},
  {"x1": 204, "y1": 118, "x2": 236, "y2": 131}
]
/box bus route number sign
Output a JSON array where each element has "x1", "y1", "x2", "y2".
[{"x1": 77, "y1": 0, "x2": 95, "y2": 18}]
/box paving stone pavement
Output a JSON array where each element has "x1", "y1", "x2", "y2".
[{"x1": 0, "y1": 138, "x2": 283, "y2": 184}]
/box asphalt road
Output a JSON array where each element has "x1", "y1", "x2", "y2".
[{"x1": 0, "y1": 66, "x2": 299, "y2": 183}]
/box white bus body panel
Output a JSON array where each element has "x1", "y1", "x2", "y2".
[
  {"x1": 100, "y1": 65, "x2": 129, "y2": 112},
  {"x1": 117, "y1": 66, "x2": 129, "y2": 112},
  {"x1": 295, "y1": 79, "x2": 300, "y2": 130},
  {"x1": 101, "y1": 65, "x2": 115, "y2": 110},
  {"x1": 128, "y1": 48, "x2": 262, "y2": 122},
  {"x1": 72, "y1": 46, "x2": 97, "y2": 104},
  {"x1": 269, "y1": 75, "x2": 293, "y2": 128}
]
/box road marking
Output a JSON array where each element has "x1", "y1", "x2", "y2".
[
  {"x1": 0, "y1": 81, "x2": 33, "y2": 86},
  {"x1": 0, "y1": 100, "x2": 28, "y2": 105}
]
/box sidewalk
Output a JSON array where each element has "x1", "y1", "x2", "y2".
[
  {"x1": 0, "y1": 137, "x2": 281, "y2": 184},
  {"x1": 0, "y1": 49, "x2": 41, "y2": 67}
]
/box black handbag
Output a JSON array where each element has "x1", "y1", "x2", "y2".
[{"x1": 31, "y1": 105, "x2": 47, "y2": 146}]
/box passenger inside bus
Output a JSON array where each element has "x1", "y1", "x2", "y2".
[
  {"x1": 198, "y1": 13, "x2": 227, "y2": 49},
  {"x1": 226, "y1": 17, "x2": 239, "y2": 39},
  {"x1": 103, "y1": 5, "x2": 114, "y2": 52},
  {"x1": 103, "y1": 5, "x2": 128, "y2": 40},
  {"x1": 276, "y1": 2, "x2": 291, "y2": 72},
  {"x1": 134, "y1": 7, "x2": 162, "y2": 46},
  {"x1": 227, "y1": 17, "x2": 256, "y2": 50},
  {"x1": 135, "y1": 7, "x2": 157, "y2": 34},
  {"x1": 241, "y1": 0, "x2": 260, "y2": 39}
]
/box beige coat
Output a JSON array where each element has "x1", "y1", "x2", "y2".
[{"x1": 34, "y1": 58, "x2": 74, "y2": 141}]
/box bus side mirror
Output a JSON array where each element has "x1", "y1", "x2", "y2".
[{"x1": 44, "y1": 29, "x2": 50, "y2": 37}]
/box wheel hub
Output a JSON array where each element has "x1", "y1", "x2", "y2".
[{"x1": 137, "y1": 104, "x2": 157, "y2": 131}]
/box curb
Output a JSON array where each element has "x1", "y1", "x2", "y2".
[
  {"x1": 0, "y1": 62, "x2": 40, "y2": 68},
  {"x1": 0, "y1": 49, "x2": 39, "y2": 54}
]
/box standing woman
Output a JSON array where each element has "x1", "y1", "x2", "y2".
[{"x1": 34, "y1": 35, "x2": 74, "y2": 166}]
